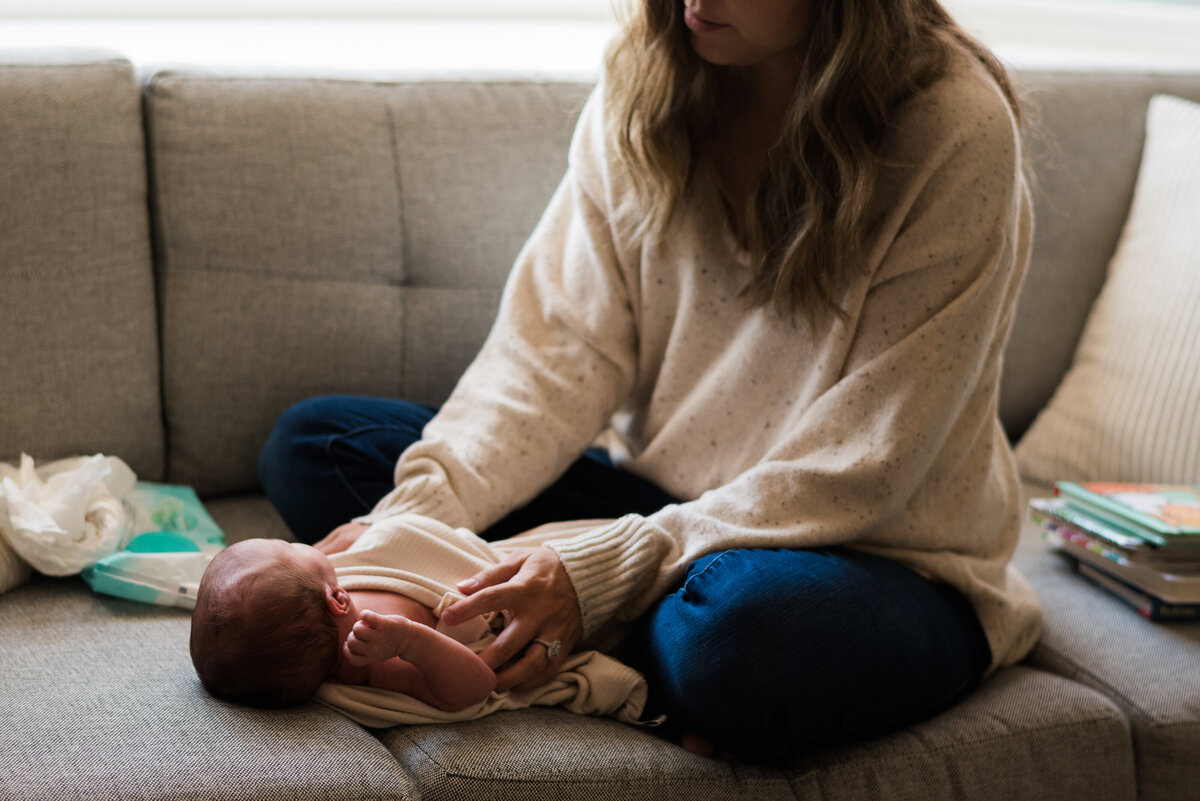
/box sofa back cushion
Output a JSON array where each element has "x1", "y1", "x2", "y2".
[
  {"x1": 0, "y1": 50, "x2": 163, "y2": 479},
  {"x1": 146, "y1": 67, "x2": 1200, "y2": 496},
  {"x1": 146, "y1": 72, "x2": 590, "y2": 495},
  {"x1": 1002, "y1": 69, "x2": 1200, "y2": 442}
]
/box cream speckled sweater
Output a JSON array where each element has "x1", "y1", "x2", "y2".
[{"x1": 359, "y1": 54, "x2": 1043, "y2": 671}]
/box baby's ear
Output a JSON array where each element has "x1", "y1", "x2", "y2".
[{"x1": 325, "y1": 585, "x2": 352, "y2": 617}]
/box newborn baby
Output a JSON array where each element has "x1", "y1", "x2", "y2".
[{"x1": 189, "y1": 536, "x2": 496, "y2": 710}]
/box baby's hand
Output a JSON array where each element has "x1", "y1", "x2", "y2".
[{"x1": 343, "y1": 610, "x2": 411, "y2": 667}]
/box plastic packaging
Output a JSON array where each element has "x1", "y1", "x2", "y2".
[
  {"x1": 82, "y1": 535, "x2": 215, "y2": 609},
  {"x1": 81, "y1": 482, "x2": 226, "y2": 609},
  {"x1": 0, "y1": 454, "x2": 226, "y2": 607},
  {"x1": 0, "y1": 453, "x2": 136, "y2": 577}
]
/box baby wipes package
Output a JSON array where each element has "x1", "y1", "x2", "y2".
[
  {"x1": 81, "y1": 482, "x2": 226, "y2": 609},
  {"x1": 1, "y1": 454, "x2": 227, "y2": 606},
  {"x1": 123, "y1": 482, "x2": 226, "y2": 552}
]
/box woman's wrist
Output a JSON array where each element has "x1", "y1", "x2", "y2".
[{"x1": 547, "y1": 515, "x2": 669, "y2": 639}]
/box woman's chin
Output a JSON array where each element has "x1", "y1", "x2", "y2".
[{"x1": 689, "y1": 39, "x2": 759, "y2": 69}]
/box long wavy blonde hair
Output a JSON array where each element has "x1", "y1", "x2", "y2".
[{"x1": 604, "y1": 0, "x2": 1022, "y2": 320}]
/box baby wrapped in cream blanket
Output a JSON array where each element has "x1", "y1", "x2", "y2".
[{"x1": 314, "y1": 515, "x2": 648, "y2": 728}]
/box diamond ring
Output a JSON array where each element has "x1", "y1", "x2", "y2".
[{"x1": 533, "y1": 638, "x2": 562, "y2": 659}]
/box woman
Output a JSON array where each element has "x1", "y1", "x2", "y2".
[{"x1": 259, "y1": 0, "x2": 1042, "y2": 760}]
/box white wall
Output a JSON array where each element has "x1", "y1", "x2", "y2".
[{"x1": 0, "y1": 1, "x2": 1197, "y2": 73}]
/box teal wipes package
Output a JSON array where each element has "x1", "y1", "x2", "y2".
[{"x1": 80, "y1": 482, "x2": 226, "y2": 609}]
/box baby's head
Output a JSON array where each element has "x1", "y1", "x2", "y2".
[{"x1": 190, "y1": 539, "x2": 346, "y2": 708}]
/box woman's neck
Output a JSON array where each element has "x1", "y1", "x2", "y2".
[
  {"x1": 711, "y1": 55, "x2": 803, "y2": 229},
  {"x1": 741, "y1": 48, "x2": 804, "y2": 127}
]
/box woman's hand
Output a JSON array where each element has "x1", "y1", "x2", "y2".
[
  {"x1": 313, "y1": 521, "x2": 370, "y2": 555},
  {"x1": 441, "y1": 545, "x2": 584, "y2": 693}
]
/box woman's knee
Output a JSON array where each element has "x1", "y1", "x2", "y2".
[
  {"x1": 258, "y1": 395, "x2": 431, "y2": 487},
  {"x1": 259, "y1": 395, "x2": 344, "y2": 489},
  {"x1": 263, "y1": 395, "x2": 355, "y2": 448},
  {"x1": 256, "y1": 395, "x2": 436, "y2": 542},
  {"x1": 634, "y1": 548, "x2": 989, "y2": 758},
  {"x1": 636, "y1": 551, "x2": 798, "y2": 743}
]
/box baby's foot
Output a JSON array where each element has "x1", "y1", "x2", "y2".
[{"x1": 343, "y1": 610, "x2": 412, "y2": 667}]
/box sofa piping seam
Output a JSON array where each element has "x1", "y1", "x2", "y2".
[{"x1": 1035, "y1": 643, "x2": 1166, "y2": 723}]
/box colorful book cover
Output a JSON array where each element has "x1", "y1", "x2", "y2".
[{"x1": 1055, "y1": 482, "x2": 1200, "y2": 539}]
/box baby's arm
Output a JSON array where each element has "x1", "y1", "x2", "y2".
[{"x1": 344, "y1": 610, "x2": 497, "y2": 711}]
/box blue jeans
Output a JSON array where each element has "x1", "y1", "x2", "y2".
[{"x1": 259, "y1": 395, "x2": 992, "y2": 760}]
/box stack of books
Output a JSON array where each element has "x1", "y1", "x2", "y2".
[{"x1": 1030, "y1": 482, "x2": 1200, "y2": 621}]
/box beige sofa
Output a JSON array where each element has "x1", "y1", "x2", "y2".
[{"x1": 1, "y1": 48, "x2": 1198, "y2": 800}]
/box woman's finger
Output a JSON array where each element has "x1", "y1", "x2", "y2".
[
  {"x1": 495, "y1": 641, "x2": 560, "y2": 693},
  {"x1": 441, "y1": 583, "x2": 518, "y2": 626},
  {"x1": 475, "y1": 616, "x2": 539, "y2": 671},
  {"x1": 456, "y1": 549, "x2": 531, "y2": 595}
]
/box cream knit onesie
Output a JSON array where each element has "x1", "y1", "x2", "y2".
[
  {"x1": 357, "y1": 52, "x2": 1043, "y2": 672},
  {"x1": 315, "y1": 515, "x2": 648, "y2": 727}
]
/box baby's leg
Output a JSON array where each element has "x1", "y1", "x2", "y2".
[{"x1": 345, "y1": 609, "x2": 496, "y2": 709}]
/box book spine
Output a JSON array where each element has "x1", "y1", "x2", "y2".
[
  {"x1": 1041, "y1": 521, "x2": 1130, "y2": 567},
  {"x1": 1031, "y1": 498, "x2": 1150, "y2": 550},
  {"x1": 1075, "y1": 562, "x2": 1200, "y2": 621}
]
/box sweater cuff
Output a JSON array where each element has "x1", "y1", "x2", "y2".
[{"x1": 548, "y1": 514, "x2": 672, "y2": 639}]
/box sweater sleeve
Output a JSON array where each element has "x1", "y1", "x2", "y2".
[
  {"x1": 359, "y1": 90, "x2": 639, "y2": 533},
  {"x1": 550, "y1": 76, "x2": 1033, "y2": 639}
]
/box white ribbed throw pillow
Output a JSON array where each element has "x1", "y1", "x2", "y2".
[{"x1": 1016, "y1": 94, "x2": 1200, "y2": 485}]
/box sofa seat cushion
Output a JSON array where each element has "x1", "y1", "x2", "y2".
[
  {"x1": 1, "y1": 494, "x2": 1135, "y2": 800},
  {"x1": 212, "y1": 495, "x2": 1135, "y2": 800},
  {"x1": 1015, "y1": 482, "x2": 1200, "y2": 801},
  {"x1": 380, "y1": 666, "x2": 1132, "y2": 801},
  {"x1": 205, "y1": 491, "x2": 296, "y2": 544},
  {"x1": 0, "y1": 576, "x2": 419, "y2": 801}
]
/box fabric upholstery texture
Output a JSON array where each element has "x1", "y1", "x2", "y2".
[
  {"x1": 204, "y1": 492, "x2": 294, "y2": 544},
  {"x1": 146, "y1": 74, "x2": 591, "y2": 496},
  {"x1": 380, "y1": 667, "x2": 1133, "y2": 801},
  {"x1": 1015, "y1": 482, "x2": 1200, "y2": 801},
  {"x1": 1014, "y1": 94, "x2": 1200, "y2": 484},
  {"x1": 146, "y1": 74, "x2": 406, "y2": 497},
  {"x1": 998, "y1": 72, "x2": 1200, "y2": 442},
  {"x1": 387, "y1": 80, "x2": 591, "y2": 405},
  {"x1": 0, "y1": 52, "x2": 162, "y2": 479},
  {"x1": 0, "y1": 576, "x2": 419, "y2": 801},
  {"x1": 144, "y1": 67, "x2": 1200, "y2": 490}
]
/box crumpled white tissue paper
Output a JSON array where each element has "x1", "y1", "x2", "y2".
[{"x1": 0, "y1": 453, "x2": 137, "y2": 590}]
